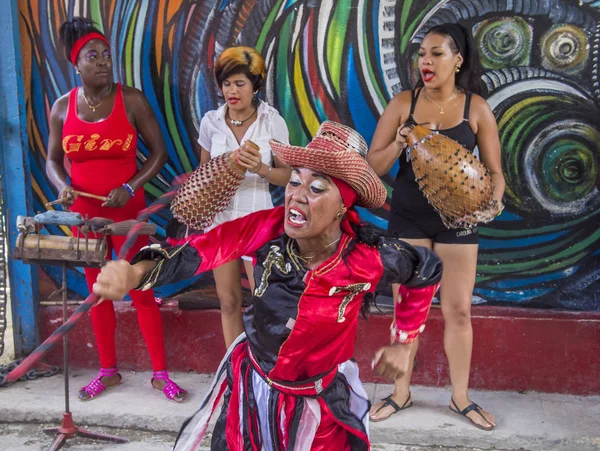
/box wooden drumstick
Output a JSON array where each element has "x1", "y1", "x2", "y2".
[
  {"x1": 45, "y1": 199, "x2": 67, "y2": 207},
  {"x1": 72, "y1": 190, "x2": 109, "y2": 202},
  {"x1": 45, "y1": 190, "x2": 109, "y2": 207},
  {"x1": 103, "y1": 219, "x2": 156, "y2": 236}
]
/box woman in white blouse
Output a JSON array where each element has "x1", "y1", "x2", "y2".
[{"x1": 197, "y1": 46, "x2": 291, "y2": 348}]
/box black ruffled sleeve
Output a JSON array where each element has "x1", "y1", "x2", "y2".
[
  {"x1": 128, "y1": 207, "x2": 286, "y2": 291},
  {"x1": 377, "y1": 237, "x2": 443, "y2": 288},
  {"x1": 130, "y1": 243, "x2": 202, "y2": 291}
]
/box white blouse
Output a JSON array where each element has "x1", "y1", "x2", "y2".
[{"x1": 197, "y1": 100, "x2": 290, "y2": 230}]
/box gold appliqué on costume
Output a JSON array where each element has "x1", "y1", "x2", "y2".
[
  {"x1": 329, "y1": 283, "x2": 371, "y2": 323},
  {"x1": 254, "y1": 245, "x2": 291, "y2": 297},
  {"x1": 63, "y1": 133, "x2": 134, "y2": 153},
  {"x1": 99, "y1": 138, "x2": 124, "y2": 150},
  {"x1": 122, "y1": 134, "x2": 134, "y2": 151},
  {"x1": 84, "y1": 134, "x2": 101, "y2": 151},
  {"x1": 62, "y1": 135, "x2": 84, "y2": 153}
]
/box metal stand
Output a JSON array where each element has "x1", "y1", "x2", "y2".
[{"x1": 42, "y1": 264, "x2": 128, "y2": 450}]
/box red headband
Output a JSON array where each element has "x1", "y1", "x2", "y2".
[
  {"x1": 70, "y1": 32, "x2": 110, "y2": 65},
  {"x1": 331, "y1": 177, "x2": 360, "y2": 236}
]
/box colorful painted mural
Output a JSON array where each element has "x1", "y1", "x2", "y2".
[{"x1": 17, "y1": 0, "x2": 600, "y2": 310}]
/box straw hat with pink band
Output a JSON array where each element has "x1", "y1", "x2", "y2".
[{"x1": 270, "y1": 121, "x2": 387, "y2": 235}]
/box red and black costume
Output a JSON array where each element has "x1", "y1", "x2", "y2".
[
  {"x1": 132, "y1": 207, "x2": 442, "y2": 450},
  {"x1": 62, "y1": 83, "x2": 167, "y2": 371}
]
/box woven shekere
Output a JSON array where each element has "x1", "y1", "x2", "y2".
[
  {"x1": 171, "y1": 141, "x2": 259, "y2": 229},
  {"x1": 406, "y1": 125, "x2": 496, "y2": 229}
]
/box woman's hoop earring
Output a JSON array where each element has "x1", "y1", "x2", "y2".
[{"x1": 335, "y1": 212, "x2": 343, "y2": 220}]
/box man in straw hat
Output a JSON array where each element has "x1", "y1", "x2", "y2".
[{"x1": 92, "y1": 121, "x2": 443, "y2": 450}]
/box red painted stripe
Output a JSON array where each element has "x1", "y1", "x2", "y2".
[{"x1": 305, "y1": 11, "x2": 341, "y2": 123}]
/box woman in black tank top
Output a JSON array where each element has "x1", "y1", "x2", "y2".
[
  {"x1": 367, "y1": 24, "x2": 505, "y2": 431},
  {"x1": 394, "y1": 88, "x2": 477, "y2": 215}
]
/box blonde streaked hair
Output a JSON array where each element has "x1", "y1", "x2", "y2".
[{"x1": 214, "y1": 46, "x2": 266, "y2": 92}]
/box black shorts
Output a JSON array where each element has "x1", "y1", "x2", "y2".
[{"x1": 388, "y1": 208, "x2": 479, "y2": 245}]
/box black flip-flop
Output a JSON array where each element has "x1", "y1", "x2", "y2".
[
  {"x1": 370, "y1": 392, "x2": 413, "y2": 423},
  {"x1": 449, "y1": 398, "x2": 495, "y2": 431}
]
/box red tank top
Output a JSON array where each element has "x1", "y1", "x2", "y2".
[{"x1": 62, "y1": 83, "x2": 138, "y2": 196}]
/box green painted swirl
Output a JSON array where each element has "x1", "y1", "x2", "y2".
[{"x1": 474, "y1": 17, "x2": 532, "y2": 69}]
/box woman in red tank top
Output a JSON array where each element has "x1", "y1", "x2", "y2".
[{"x1": 46, "y1": 17, "x2": 187, "y2": 403}]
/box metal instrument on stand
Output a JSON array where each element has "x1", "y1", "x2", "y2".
[
  {"x1": 12, "y1": 211, "x2": 133, "y2": 450},
  {"x1": 6, "y1": 183, "x2": 171, "y2": 449}
]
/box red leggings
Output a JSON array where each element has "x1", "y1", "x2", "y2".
[{"x1": 81, "y1": 233, "x2": 166, "y2": 371}]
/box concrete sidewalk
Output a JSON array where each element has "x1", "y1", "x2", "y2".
[{"x1": 0, "y1": 369, "x2": 599, "y2": 450}]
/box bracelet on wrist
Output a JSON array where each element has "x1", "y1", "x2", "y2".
[
  {"x1": 260, "y1": 166, "x2": 272, "y2": 179},
  {"x1": 122, "y1": 183, "x2": 135, "y2": 198},
  {"x1": 390, "y1": 324, "x2": 425, "y2": 344}
]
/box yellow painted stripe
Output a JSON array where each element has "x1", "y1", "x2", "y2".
[{"x1": 293, "y1": 44, "x2": 319, "y2": 136}]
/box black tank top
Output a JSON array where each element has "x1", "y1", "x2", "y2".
[{"x1": 392, "y1": 89, "x2": 477, "y2": 214}]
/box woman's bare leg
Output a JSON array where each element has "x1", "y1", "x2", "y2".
[
  {"x1": 213, "y1": 259, "x2": 244, "y2": 348},
  {"x1": 369, "y1": 237, "x2": 432, "y2": 421},
  {"x1": 434, "y1": 242, "x2": 495, "y2": 429}
]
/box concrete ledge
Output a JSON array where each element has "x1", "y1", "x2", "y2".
[
  {"x1": 40, "y1": 303, "x2": 600, "y2": 395},
  {"x1": 0, "y1": 370, "x2": 599, "y2": 450}
]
